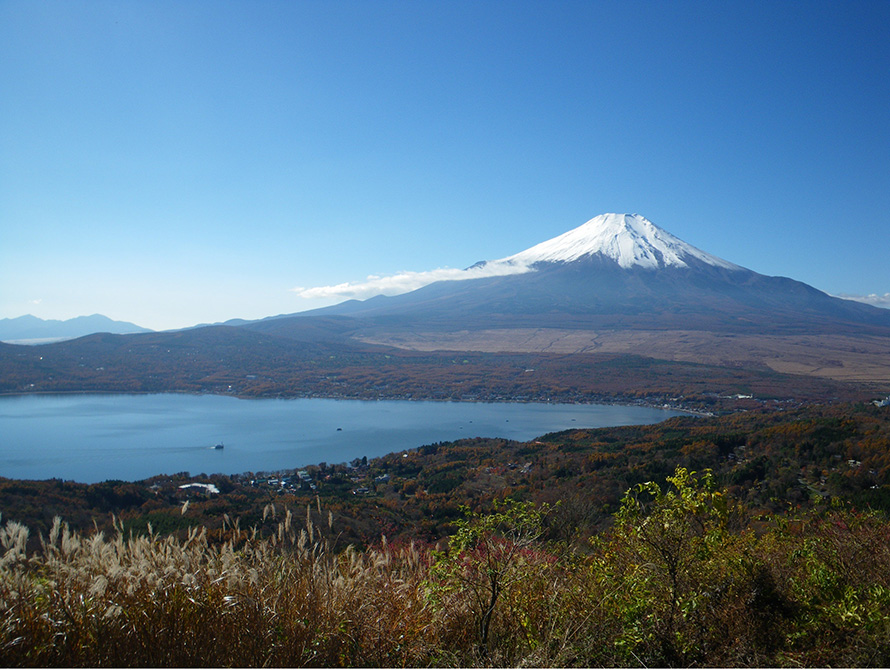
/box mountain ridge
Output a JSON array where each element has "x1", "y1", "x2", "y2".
[{"x1": 0, "y1": 314, "x2": 152, "y2": 343}]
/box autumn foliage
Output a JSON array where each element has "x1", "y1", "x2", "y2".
[{"x1": 2, "y1": 467, "x2": 890, "y2": 667}]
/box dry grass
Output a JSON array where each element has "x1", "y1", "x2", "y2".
[
  {"x1": 0, "y1": 504, "x2": 603, "y2": 668},
  {"x1": 358, "y1": 328, "x2": 890, "y2": 384},
  {"x1": 3, "y1": 489, "x2": 890, "y2": 667},
  {"x1": 0, "y1": 509, "x2": 441, "y2": 667}
]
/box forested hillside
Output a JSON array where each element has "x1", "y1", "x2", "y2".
[
  {"x1": 0, "y1": 329, "x2": 876, "y2": 413},
  {"x1": 2, "y1": 402, "x2": 890, "y2": 666}
]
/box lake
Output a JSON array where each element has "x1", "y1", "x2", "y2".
[{"x1": 0, "y1": 394, "x2": 684, "y2": 483}]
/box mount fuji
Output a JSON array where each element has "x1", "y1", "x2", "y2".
[
  {"x1": 261, "y1": 213, "x2": 890, "y2": 336},
  {"x1": 240, "y1": 213, "x2": 890, "y2": 382}
]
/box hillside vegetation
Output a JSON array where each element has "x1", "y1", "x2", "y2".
[
  {"x1": 2, "y1": 470, "x2": 889, "y2": 667},
  {"x1": 2, "y1": 402, "x2": 890, "y2": 666}
]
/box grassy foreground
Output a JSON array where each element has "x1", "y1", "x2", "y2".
[{"x1": 2, "y1": 468, "x2": 890, "y2": 667}]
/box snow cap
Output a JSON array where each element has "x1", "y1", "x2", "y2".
[{"x1": 506, "y1": 213, "x2": 739, "y2": 270}]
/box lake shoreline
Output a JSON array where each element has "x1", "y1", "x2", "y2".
[
  {"x1": 0, "y1": 387, "x2": 709, "y2": 416},
  {"x1": 0, "y1": 394, "x2": 687, "y2": 483}
]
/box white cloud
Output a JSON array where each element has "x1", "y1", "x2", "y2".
[
  {"x1": 833, "y1": 293, "x2": 890, "y2": 309},
  {"x1": 293, "y1": 260, "x2": 533, "y2": 300}
]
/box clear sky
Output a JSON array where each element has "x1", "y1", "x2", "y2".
[{"x1": 1, "y1": 0, "x2": 888, "y2": 331}]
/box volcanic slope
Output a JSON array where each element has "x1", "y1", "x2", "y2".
[{"x1": 248, "y1": 214, "x2": 890, "y2": 383}]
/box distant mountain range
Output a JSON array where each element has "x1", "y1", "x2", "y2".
[{"x1": 0, "y1": 314, "x2": 152, "y2": 343}]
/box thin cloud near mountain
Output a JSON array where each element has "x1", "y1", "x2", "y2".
[
  {"x1": 834, "y1": 293, "x2": 890, "y2": 310},
  {"x1": 293, "y1": 260, "x2": 532, "y2": 300}
]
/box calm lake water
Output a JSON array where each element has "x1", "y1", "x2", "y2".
[{"x1": 0, "y1": 394, "x2": 684, "y2": 483}]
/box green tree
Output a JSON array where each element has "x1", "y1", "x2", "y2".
[
  {"x1": 595, "y1": 467, "x2": 762, "y2": 666},
  {"x1": 428, "y1": 499, "x2": 550, "y2": 661}
]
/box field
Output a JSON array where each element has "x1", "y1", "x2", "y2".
[{"x1": 358, "y1": 328, "x2": 890, "y2": 384}]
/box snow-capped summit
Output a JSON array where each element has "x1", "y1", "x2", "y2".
[{"x1": 506, "y1": 213, "x2": 740, "y2": 271}]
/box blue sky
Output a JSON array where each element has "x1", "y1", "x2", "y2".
[{"x1": 1, "y1": 0, "x2": 888, "y2": 331}]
